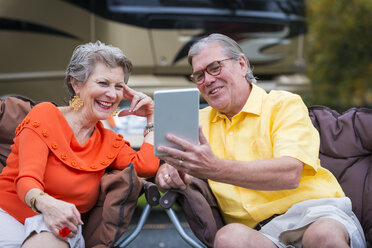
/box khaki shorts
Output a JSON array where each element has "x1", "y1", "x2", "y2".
[
  {"x1": 259, "y1": 197, "x2": 366, "y2": 248},
  {"x1": 24, "y1": 214, "x2": 85, "y2": 248},
  {"x1": 0, "y1": 208, "x2": 84, "y2": 248}
]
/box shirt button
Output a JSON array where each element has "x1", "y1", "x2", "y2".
[
  {"x1": 42, "y1": 129, "x2": 49, "y2": 137},
  {"x1": 51, "y1": 142, "x2": 58, "y2": 149},
  {"x1": 246, "y1": 204, "x2": 251, "y2": 208},
  {"x1": 107, "y1": 153, "x2": 115, "y2": 159},
  {"x1": 229, "y1": 131, "x2": 233, "y2": 135},
  {"x1": 60, "y1": 154, "x2": 67, "y2": 160},
  {"x1": 71, "y1": 161, "x2": 77, "y2": 167},
  {"x1": 32, "y1": 120, "x2": 40, "y2": 128}
]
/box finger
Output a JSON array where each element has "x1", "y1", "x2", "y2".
[
  {"x1": 156, "y1": 161, "x2": 187, "y2": 189},
  {"x1": 155, "y1": 163, "x2": 170, "y2": 183},
  {"x1": 68, "y1": 233, "x2": 76, "y2": 239},
  {"x1": 158, "y1": 178, "x2": 172, "y2": 190},
  {"x1": 158, "y1": 171, "x2": 177, "y2": 190},
  {"x1": 64, "y1": 220, "x2": 78, "y2": 235},
  {"x1": 157, "y1": 146, "x2": 187, "y2": 159},
  {"x1": 165, "y1": 134, "x2": 195, "y2": 151},
  {"x1": 64, "y1": 212, "x2": 80, "y2": 229},
  {"x1": 129, "y1": 94, "x2": 142, "y2": 112},
  {"x1": 168, "y1": 171, "x2": 188, "y2": 190},
  {"x1": 162, "y1": 157, "x2": 190, "y2": 178},
  {"x1": 68, "y1": 229, "x2": 77, "y2": 238},
  {"x1": 158, "y1": 156, "x2": 181, "y2": 169},
  {"x1": 118, "y1": 109, "x2": 130, "y2": 117},
  {"x1": 66, "y1": 217, "x2": 78, "y2": 229},
  {"x1": 73, "y1": 208, "x2": 83, "y2": 225},
  {"x1": 180, "y1": 171, "x2": 193, "y2": 185},
  {"x1": 122, "y1": 84, "x2": 136, "y2": 100},
  {"x1": 131, "y1": 95, "x2": 148, "y2": 112},
  {"x1": 51, "y1": 226, "x2": 62, "y2": 239},
  {"x1": 133, "y1": 95, "x2": 152, "y2": 112},
  {"x1": 198, "y1": 125, "x2": 208, "y2": 145},
  {"x1": 67, "y1": 222, "x2": 80, "y2": 238}
]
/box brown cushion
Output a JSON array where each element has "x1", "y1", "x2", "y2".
[
  {"x1": 175, "y1": 177, "x2": 225, "y2": 248},
  {"x1": 83, "y1": 163, "x2": 144, "y2": 247},
  {"x1": 309, "y1": 106, "x2": 372, "y2": 247},
  {"x1": 0, "y1": 96, "x2": 36, "y2": 170}
]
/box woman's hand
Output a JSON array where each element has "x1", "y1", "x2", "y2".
[
  {"x1": 155, "y1": 163, "x2": 193, "y2": 190},
  {"x1": 38, "y1": 194, "x2": 83, "y2": 240},
  {"x1": 118, "y1": 84, "x2": 153, "y2": 119}
]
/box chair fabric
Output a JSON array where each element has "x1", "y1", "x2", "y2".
[
  {"x1": 308, "y1": 106, "x2": 372, "y2": 247},
  {"x1": 0, "y1": 96, "x2": 36, "y2": 170},
  {"x1": 82, "y1": 164, "x2": 144, "y2": 248},
  {"x1": 176, "y1": 177, "x2": 225, "y2": 248}
]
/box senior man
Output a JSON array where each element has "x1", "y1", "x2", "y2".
[{"x1": 155, "y1": 33, "x2": 365, "y2": 248}]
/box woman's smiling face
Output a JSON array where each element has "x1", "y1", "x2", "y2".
[{"x1": 73, "y1": 62, "x2": 125, "y2": 122}]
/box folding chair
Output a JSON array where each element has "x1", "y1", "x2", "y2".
[{"x1": 114, "y1": 184, "x2": 206, "y2": 248}]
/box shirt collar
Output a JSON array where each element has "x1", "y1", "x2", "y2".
[{"x1": 211, "y1": 83, "x2": 265, "y2": 122}]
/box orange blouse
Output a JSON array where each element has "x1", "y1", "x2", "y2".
[{"x1": 0, "y1": 102, "x2": 159, "y2": 223}]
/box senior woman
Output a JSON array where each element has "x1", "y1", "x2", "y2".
[{"x1": 0, "y1": 41, "x2": 159, "y2": 247}]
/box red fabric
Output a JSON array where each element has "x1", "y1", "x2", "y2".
[{"x1": 0, "y1": 102, "x2": 159, "y2": 223}]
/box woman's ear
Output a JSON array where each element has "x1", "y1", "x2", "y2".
[{"x1": 70, "y1": 77, "x2": 80, "y2": 96}]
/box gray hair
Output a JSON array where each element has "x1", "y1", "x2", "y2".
[
  {"x1": 65, "y1": 41, "x2": 133, "y2": 98},
  {"x1": 188, "y1": 33, "x2": 256, "y2": 84}
]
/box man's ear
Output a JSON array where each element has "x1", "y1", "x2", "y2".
[{"x1": 238, "y1": 56, "x2": 248, "y2": 77}]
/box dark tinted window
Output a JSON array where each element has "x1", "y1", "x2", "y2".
[{"x1": 109, "y1": 0, "x2": 305, "y2": 14}]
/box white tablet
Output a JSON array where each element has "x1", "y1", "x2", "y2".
[{"x1": 154, "y1": 88, "x2": 199, "y2": 156}]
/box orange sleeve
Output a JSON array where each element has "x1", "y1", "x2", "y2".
[
  {"x1": 112, "y1": 142, "x2": 159, "y2": 178},
  {"x1": 15, "y1": 128, "x2": 49, "y2": 202}
]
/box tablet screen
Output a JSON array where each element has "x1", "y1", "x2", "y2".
[{"x1": 154, "y1": 88, "x2": 199, "y2": 156}]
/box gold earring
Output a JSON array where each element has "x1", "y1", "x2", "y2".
[
  {"x1": 112, "y1": 107, "x2": 120, "y2": 116},
  {"x1": 69, "y1": 95, "x2": 84, "y2": 111}
]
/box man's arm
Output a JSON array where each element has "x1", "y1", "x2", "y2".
[
  {"x1": 157, "y1": 127, "x2": 303, "y2": 190},
  {"x1": 206, "y1": 156, "x2": 303, "y2": 190}
]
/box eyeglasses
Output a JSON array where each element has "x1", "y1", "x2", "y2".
[{"x1": 189, "y1": 57, "x2": 234, "y2": 85}]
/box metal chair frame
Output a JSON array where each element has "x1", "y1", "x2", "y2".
[{"x1": 114, "y1": 184, "x2": 206, "y2": 248}]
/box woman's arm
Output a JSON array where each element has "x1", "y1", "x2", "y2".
[
  {"x1": 15, "y1": 128, "x2": 48, "y2": 200},
  {"x1": 119, "y1": 84, "x2": 154, "y2": 145},
  {"x1": 16, "y1": 128, "x2": 82, "y2": 238},
  {"x1": 113, "y1": 85, "x2": 158, "y2": 176}
]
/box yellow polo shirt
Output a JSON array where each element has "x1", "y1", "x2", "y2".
[{"x1": 200, "y1": 83, "x2": 344, "y2": 228}]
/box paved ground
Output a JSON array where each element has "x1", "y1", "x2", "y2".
[{"x1": 117, "y1": 206, "x2": 201, "y2": 248}]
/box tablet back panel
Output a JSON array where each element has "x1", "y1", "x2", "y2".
[{"x1": 154, "y1": 88, "x2": 199, "y2": 156}]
